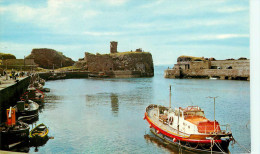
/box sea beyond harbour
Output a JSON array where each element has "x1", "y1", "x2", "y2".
[{"x1": 25, "y1": 65, "x2": 250, "y2": 153}]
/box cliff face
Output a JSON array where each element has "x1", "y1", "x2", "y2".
[
  {"x1": 26, "y1": 48, "x2": 74, "y2": 69},
  {"x1": 83, "y1": 52, "x2": 154, "y2": 77}
]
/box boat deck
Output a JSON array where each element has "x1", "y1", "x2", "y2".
[
  {"x1": 147, "y1": 107, "x2": 190, "y2": 138},
  {"x1": 185, "y1": 116, "x2": 208, "y2": 125}
]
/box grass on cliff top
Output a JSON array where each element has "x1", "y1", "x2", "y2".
[
  {"x1": 0, "y1": 53, "x2": 16, "y2": 59},
  {"x1": 112, "y1": 51, "x2": 150, "y2": 56},
  {"x1": 86, "y1": 51, "x2": 151, "y2": 56},
  {"x1": 179, "y1": 55, "x2": 205, "y2": 61},
  {"x1": 56, "y1": 65, "x2": 82, "y2": 71}
]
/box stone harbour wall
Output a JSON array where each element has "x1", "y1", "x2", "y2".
[{"x1": 165, "y1": 56, "x2": 250, "y2": 80}]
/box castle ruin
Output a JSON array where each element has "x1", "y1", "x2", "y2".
[
  {"x1": 110, "y1": 41, "x2": 118, "y2": 54},
  {"x1": 78, "y1": 41, "x2": 154, "y2": 78},
  {"x1": 164, "y1": 56, "x2": 250, "y2": 80}
]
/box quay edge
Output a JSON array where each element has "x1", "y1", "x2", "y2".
[
  {"x1": 0, "y1": 76, "x2": 31, "y2": 124},
  {"x1": 164, "y1": 56, "x2": 250, "y2": 81}
]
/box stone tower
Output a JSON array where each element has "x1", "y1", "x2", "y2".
[{"x1": 110, "y1": 41, "x2": 118, "y2": 54}]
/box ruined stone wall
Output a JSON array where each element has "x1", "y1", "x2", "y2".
[
  {"x1": 2, "y1": 59, "x2": 36, "y2": 66},
  {"x1": 111, "y1": 52, "x2": 153, "y2": 73},
  {"x1": 164, "y1": 69, "x2": 181, "y2": 78},
  {"x1": 189, "y1": 61, "x2": 210, "y2": 69},
  {"x1": 84, "y1": 52, "x2": 154, "y2": 77},
  {"x1": 182, "y1": 69, "x2": 250, "y2": 79},
  {"x1": 210, "y1": 60, "x2": 249, "y2": 69},
  {"x1": 164, "y1": 68, "x2": 250, "y2": 80},
  {"x1": 84, "y1": 52, "x2": 113, "y2": 72}
]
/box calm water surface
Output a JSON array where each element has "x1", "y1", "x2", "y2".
[{"x1": 30, "y1": 66, "x2": 250, "y2": 153}]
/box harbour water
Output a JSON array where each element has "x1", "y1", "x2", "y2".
[{"x1": 28, "y1": 66, "x2": 250, "y2": 153}]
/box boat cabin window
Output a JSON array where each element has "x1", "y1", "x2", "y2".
[{"x1": 159, "y1": 106, "x2": 168, "y2": 115}]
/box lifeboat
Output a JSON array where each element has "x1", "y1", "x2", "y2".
[{"x1": 144, "y1": 86, "x2": 232, "y2": 153}]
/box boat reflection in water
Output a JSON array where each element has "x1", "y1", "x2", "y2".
[{"x1": 144, "y1": 133, "x2": 180, "y2": 154}]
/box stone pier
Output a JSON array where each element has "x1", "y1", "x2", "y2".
[{"x1": 0, "y1": 76, "x2": 30, "y2": 123}]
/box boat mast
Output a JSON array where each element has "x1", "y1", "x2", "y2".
[
  {"x1": 169, "y1": 85, "x2": 171, "y2": 108},
  {"x1": 208, "y1": 96, "x2": 218, "y2": 133},
  {"x1": 178, "y1": 107, "x2": 180, "y2": 133}
]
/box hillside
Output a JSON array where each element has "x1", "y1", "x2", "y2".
[
  {"x1": 0, "y1": 53, "x2": 16, "y2": 60},
  {"x1": 26, "y1": 48, "x2": 74, "y2": 69}
]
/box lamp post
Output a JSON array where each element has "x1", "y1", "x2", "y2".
[{"x1": 207, "y1": 96, "x2": 218, "y2": 133}]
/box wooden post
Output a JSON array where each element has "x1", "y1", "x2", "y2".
[{"x1": 169, "y1": 85, "x2": 171, "y2": 108}]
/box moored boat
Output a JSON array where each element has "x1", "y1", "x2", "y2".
[
  {"x1": 29, "y1": 123, "x2": 49, "y2": 146},
  {"x1": 0, "y1": 108, "x2": 30, "y2": 149},
  {"x1": 14, "y1": 100, "x2": 39, "y2": 123},
  {"x1": 144, "y1": 86, "x2": 233, "y2": 153},
  {"x1": 20, "y1": 87, "x2": 45, "y2": 106}
]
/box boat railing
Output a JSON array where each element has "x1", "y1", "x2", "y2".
[
  {"x1": 219, "y1": 124, "x2": 232, "y2": 134},
  {"x1": 146, "y1": 104, "x2": 158, "y2": 112}
]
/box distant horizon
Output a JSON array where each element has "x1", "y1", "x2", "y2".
[{"x1": 0, "y1": 0, "x2": 249, "y2": 65}]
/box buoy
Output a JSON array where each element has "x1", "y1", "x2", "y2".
[
  {"x1": 173, "y1": 138, "x2": 176, "y2": 142},
  {"x1": 157, "y1": 130, "x2": 160, "y2": 134},
  {"x1": 149, "y1": 124, "x2": 152, "y2": 128}
]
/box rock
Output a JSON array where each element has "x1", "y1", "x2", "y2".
[
  {"x1": 26, "y1": 48, "x2": 74, "y2": 69},
  {"x1": 0, "y1": 53, "x2": 16, "y2": 59}
]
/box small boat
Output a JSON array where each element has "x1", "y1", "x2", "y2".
[
  {"x1": 20, "y1": 87, "x2": 45, "y2": 106},
  {"x1": 42, "y1": 88, "x2": 50, "y2": 92},
  {"x1": 144, "y1": 86, "x2": 233, "y2": 153},
  {"x1": 29, "y1": 123, "x2": 49, "y2": 145},
  {"x1": 14, "y1": 100, "x2": 39, "y2": 123},
  {"x1": 209, "y1": 76, "x2": 219, "y2": 80},
  {"x1": 89, "y1": 72, "x2": 109, "y2": 78}
]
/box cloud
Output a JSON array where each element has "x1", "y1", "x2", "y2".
[
  {"x1": 216, "y1": 7, "x2": 248, "y2": 13},
  {"x1": 105, "y1": 0, "x2": 128, "y2": 6},
  {"x1": 0, "y1": 0, "x2": 250, "y2": 65},
  {"x1": 139, "y1": 0, "x2": 164, "y2": 8},
  {"x1": 188, "y1": 34, "x2": 249, "y2": 40},
  {"x1": 0, "y1": 0, "x2": 99, "y2": 32},
  {"x1": 83, "y1": 31, "x2": 122, "y2": 36}
]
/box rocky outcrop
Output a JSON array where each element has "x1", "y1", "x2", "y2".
[
  {"x1": 0, "y1": 53, "x2": 16, "y2": 59},
  {"x1": 26, "y1": 48, "x2": 74, "y2": 69}
]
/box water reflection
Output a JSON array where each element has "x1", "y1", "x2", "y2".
[
  {"x1": 4, "y1": 140, "x2": 30, "y2": 153},
  {"x1": 144, "y1": 133, "x2": 196, "y2": 154},
  {"x1": 110, "y1": 94, "x2": 119, "y2": 116},
  {"x1": 85, "y1": 93, "x2": 119, "y2": 116}
]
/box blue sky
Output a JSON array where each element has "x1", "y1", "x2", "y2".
[{"x1": 0, "y1": 0, "x2": 249, "y2": 65}]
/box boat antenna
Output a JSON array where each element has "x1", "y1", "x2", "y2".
[
  {"x1": 207, "y1": 96, "x2": 218, "y2": 133},
  {"x1": 169, "y1": 85, "x2": 171, "y2": 108}
]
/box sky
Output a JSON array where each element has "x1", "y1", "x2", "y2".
[{"x1": 0, "y1": 0, "x2": 249, "y2": 65}]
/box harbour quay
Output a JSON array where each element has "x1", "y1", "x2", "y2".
[
  {"x1": 164, "y1": 55, "x2": 250, "y2": 80},
  {"x1": 0, "y1": 76, "x2": 30, "y2": 124}
]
